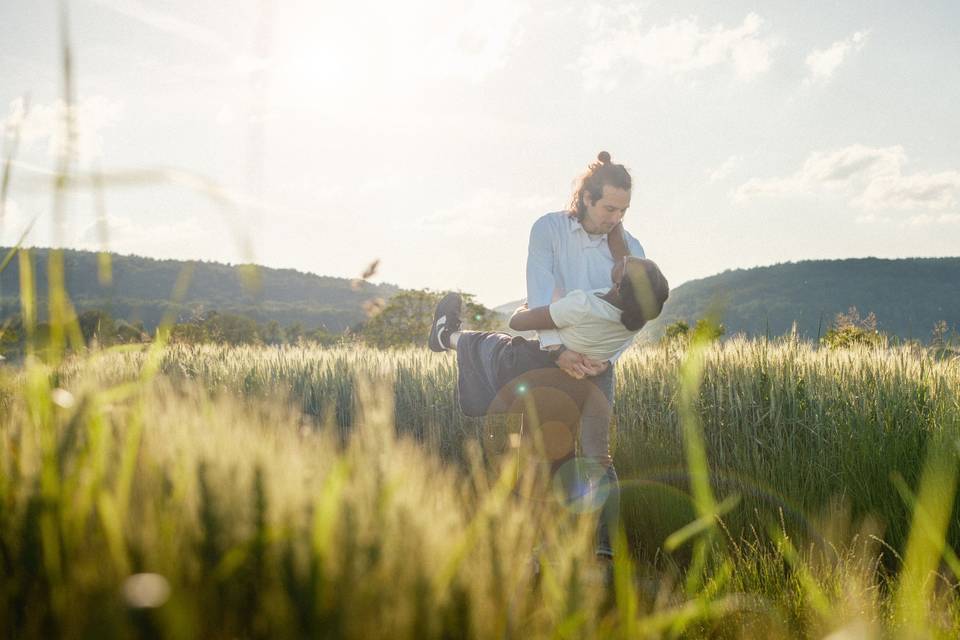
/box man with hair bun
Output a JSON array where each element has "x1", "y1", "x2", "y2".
[
  {"x1": 524, "y1": 151, "x2": 645, "y2": 562},
  {"x1": 425, "y1": 151, "x2": 651, "y2": 573}
]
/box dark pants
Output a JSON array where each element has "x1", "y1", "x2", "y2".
[{"x1": 455, "y1": 332, "x2": 619, "y2": 558}]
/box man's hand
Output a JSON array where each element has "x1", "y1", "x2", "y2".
[{"x1": 555, "y1": 349, "x2": 609, "y2": 379}]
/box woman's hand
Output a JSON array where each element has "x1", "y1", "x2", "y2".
[{"x1": 555, "y1": 349, "x2": 609, "y2": 379}]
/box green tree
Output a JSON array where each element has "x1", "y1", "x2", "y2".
[
  {"x1": 359, "y1": 290, "x2": 498, "y2": 348},
  {"x1": 663, "y1": 319, "x2": 690, "y2": 343},
  {"x1": 78, "y1": 309, "x2": 117, "y2": 346},
  {"x1": 210, "y1": 312, "x2": 261, "y2": 345},
  {"x1": 692, "y1": 318, "x2": 725, "y2": 343},
  {"x1": 0, "y1": 317, "x2": 22, "y2": 358},
  {"x1": 114, "y1": 320, "x2": 148, "y2": 343},
  {"x1": 304, "y1": 326, "x2": 343, "y2": 346},
  {"x1": 170, "y1": 321, "x2": 210, "y2": 344},
  {"x1": 262, "y1": 320, "x2": 284, "y2": 345},
  {"x1": 284, "y1": 322, "x2": 304, "y2": 344},
  {"x1": 662, "y1": 318, "x2": 724, "y2": 344},
  {"x1": 171, "y1": 311, "x2": 261, "y2": 345}
]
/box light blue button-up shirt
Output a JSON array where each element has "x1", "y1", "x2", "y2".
[{"x1": 526, "y1": 211, "x2": 645, "y2": 358}]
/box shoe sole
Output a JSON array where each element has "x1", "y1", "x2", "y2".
[{"x1": 428, "y1": 292, "x2": 463, "y2": 352}]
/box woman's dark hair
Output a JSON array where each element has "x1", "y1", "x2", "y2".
[
  {"x1": 568, "y1": 151, "x2": 632, "y2": 222},
  {"x1": 619, "y1": 258, "x2": 669, "y2": 331}
]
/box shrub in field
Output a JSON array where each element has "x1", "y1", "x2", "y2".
[
  {"x1": 77, "y1": 310, "x2": 148, "y2": 346},
  {"x1": 821, "y1": 306, "x2": 886, "y2": 349},
  {"x1": 931, "y1": 320, "x2": 960, "y2": 360},
  {"x1": 692, "y1": 318, "x2": 725, "y2": 343},
  {"x1": 661, "y1": 318, "x2": 725, "y2": 344},
  {"x1": 662, "y1": 319, "x2": 690, "y2": 343}
]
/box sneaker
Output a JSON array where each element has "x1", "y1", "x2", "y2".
[{"x1": 428, "y1": 292, "x2": 462, "y2": 352}]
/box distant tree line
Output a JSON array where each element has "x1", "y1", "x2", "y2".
[
  {"x1": 0, "y1": 289, "x2": 503, "y2": 358},
  {"x1": 0, "y1": 310, "x2": 346, "y2": 358},
  {"x1": 660, "y1": 307, "x2": 959, "y2": 357},
  {"x1": 0, "y1": 246, "x2": 400, "y2": 333}
]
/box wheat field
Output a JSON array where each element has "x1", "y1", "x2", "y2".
[{"x1": 2, "y1": 338, "x2": 959, "y2": 638}]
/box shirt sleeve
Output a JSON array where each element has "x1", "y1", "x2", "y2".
[
  {"x1": 548, "y1": 290, "x2": 588, "y2": 329},
  {"x1": 623, "y1": 228, "x2": 645, "y2": 258},
  {"x1": 526, "y1": 215, "x2": 563, "y2": 347},
  {"x1": 526, "y1": 215, "x2": 556, "y2": 306},
  {"x1": 608, "y1": 334, "x2": 636, "y2": 364}
]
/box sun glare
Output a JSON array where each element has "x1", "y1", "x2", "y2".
[{"x1": 270, "y1": 0, "x2": 523, "y2": 109}]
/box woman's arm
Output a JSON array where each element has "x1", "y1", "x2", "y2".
[
  {"x1": 509, "y1": 305, "x2": 557, "y2": 332},
  {"x1": 607, "y1": 222, "x2": 630, "y2": 262}
]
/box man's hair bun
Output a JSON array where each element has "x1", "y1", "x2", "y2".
[{"x1": 567, "y1": 150, "x2": 631, "y2": 221}]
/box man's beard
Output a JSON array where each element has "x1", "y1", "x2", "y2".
[{"x1": 582, "y1": 218, "x2": 606, "y2": 234}]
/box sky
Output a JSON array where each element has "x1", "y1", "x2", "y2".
[{"x1": 1, "y1": 0, "x2": 958, "y2": 307}]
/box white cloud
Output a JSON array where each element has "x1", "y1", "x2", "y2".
[
  {"x1": 852, "y1": 170, "x2": 960, "y2": 210},
  {"x1": 708, "y1": 155, "x2": 743, "y2": 183},
  {"x1": 799, "y1": 144, "x2": 903, "y2": 184},
  {"x1": 805, "y1": 30, "x2": 869, "y2": 84},
  {"x1": 903, "y1": 213, "x2": 960, "y2": 226},
  {"x1": 734, "y1": 144, "x2": 960, "y2": 217},
  {"x1": 576, "y1": 10, "x2": 778, "y2": 91},
  {"x1": 1, "y1": 96, "x2": 124, "y2": 165}
]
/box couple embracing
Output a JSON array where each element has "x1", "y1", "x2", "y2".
[{"x1": 429, "y1": 151, "x2": 669, "y2": 562}]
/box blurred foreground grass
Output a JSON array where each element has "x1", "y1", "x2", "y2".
[
  {"x1": 1, "y1": 339, "x2": 959, "y2": 637},
  {"x1": 6, "y1": 2, "x2": 958, "y2": 635}
]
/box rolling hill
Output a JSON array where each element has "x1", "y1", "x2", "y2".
[
  {"x1": 2, "y1": 250, "x2": 957, "y2": 342},
  {"x1": 0, "y1": 247, "x2": 399, "y2": 332},
  {"x1": 497, "y1": 257, "x2": 960, "y2": 342}
]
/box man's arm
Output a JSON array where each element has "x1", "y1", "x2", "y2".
[
  {"x1": 526, "y1": 215, "x2": 607, "y2": 378},
  {"x1": 526, "y1": 216, "x2": 557, "y2": 306},
  {"x1": 526, "y1": 216, "x2": 563, "y2": 348}
]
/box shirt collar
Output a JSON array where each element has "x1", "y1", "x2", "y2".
[{"x1": 567, "y1": 214, "x2": 607, "y2": 247}]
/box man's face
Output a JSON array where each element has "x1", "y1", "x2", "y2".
[{"x1": 582, "y1": 185, "x2": 630, "y2": 235}]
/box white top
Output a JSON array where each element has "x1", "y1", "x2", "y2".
[
  {"x1": 526, "y1": 211, "x2": 644, "y2": 360},
  {"x1": 549, "y1": 289, "x2": 638, "y2": 361}
]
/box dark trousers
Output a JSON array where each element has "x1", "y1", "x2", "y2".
[{"x1": 455, "y1": 332, "x2": 619, "y2": 557}]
